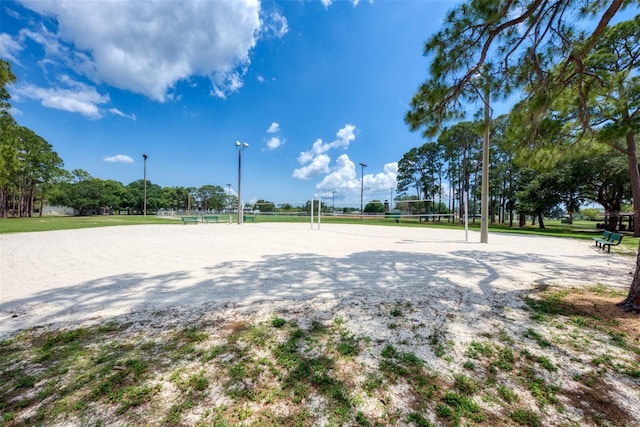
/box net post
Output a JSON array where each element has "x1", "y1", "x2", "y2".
[{"x1": 463, "y1": 190, "x2": 469, "y2": 242}]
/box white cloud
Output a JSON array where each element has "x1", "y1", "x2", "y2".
[
  {"x1": 260, "y1": 7, "x2": 289, "y2": 38},
  {"x1": 366, "y1": 162, "x2": 398, "y2": 191},
  {"x1": 294, "y1": 124, "x2": 357, "y2": 180},
  {"x1": 211, "y1": 68, "x2": 247, "y2": 100},
  {"x1": 293, "y1": 154, "x2": 331, "y2": 180},
  {"x1": 335, "y1": 124, "x2": 356, "y2": 148},
  {"x1": 19, "y1": 0, "x2": 287, "y2": 101},
  {"x1": 266, "y1": 136, "x2": 284, "y2": 150},
  {"x1": 104, "y1": 154, "x2": 134, "y2": 163},
  {"x1": 13, "y1": 78, "x2": 109, "y2": 119},
  {"x1": 292, "y1": 124, "x2": 395, "y2": 198},
  {"x1": 321, "y1": 0, "x2": 368, "y2": 9},
  {"x1": 9, "y1": 106, "x2": 23, "y2": 116},
  {"x1": 256, "y1": 75, "x2": 265, "y2": 83},
  {"x1": 296, "y1": 124, "x2": 356, "y2": 164},
  {"x1": 108, "y1": 108, "x2": 136, "y2": 121},
  {"x1": 297, "y1": 139, "x2": 325, "y2": 164},
  {"x1": 267, "y1": 122, "x2": 280, "y2": 133},
  {"x1": 0, "y1": 33, "x2": 23, "y2": 64},
  {"x1": 316, "y1": 156, "x2": 397, "y2": 198},
  {"x1": 3, "y1": 6, "x2": 22, "y2": 20},
  {"x1": 315, "y1": 154, "x2": 357, "y2": 192}
]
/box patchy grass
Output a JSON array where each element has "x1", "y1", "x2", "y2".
[
  {"x1": 2, "y1": 285, "x2": 639, "y2": 426},
  {"x1": 0, "y1": 215, "x2": 177, "y2": 234}
]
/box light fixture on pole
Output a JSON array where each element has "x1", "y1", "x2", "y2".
[
  {"x1": 236, "y1": 141, "x2": 249, "y2": 225},
  {"x1": 142, "y1": 153, "x2": 148, "y2": 217},
  {"x1": 359, "y1": 162, "x2": 367, "y2": 220}
]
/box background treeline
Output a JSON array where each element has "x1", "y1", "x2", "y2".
[{"x1": 394, "y1": 116, "x2": 633, "y2": 230}]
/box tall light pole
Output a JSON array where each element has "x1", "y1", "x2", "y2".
[
  {"x1": 142, "y1": 153, "x2": 148, "y2": 217},
  {"x1": 236, "y1": 141, "x2": 249, "y2": 224},
  {"x1": 389, "y1": 187, "x2": 394, "y2": 210},
  {"x1": 480, "y1": 82, "x2": 490, "y2": 244},
  {"x1": 332, "y1": 190, "x2": 336, "y2": 215},
  {"x1": 226, "y1": 183, "x2": 231, "y2": 223},
  {"x1": 359, "y1": 162, "x2": 367, "y2": 220}
]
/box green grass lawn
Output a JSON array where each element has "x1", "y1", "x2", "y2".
[{"x1": 0, "y1": 215, "x2": 177, "y2": 234}]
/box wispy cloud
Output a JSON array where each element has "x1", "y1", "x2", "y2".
[
  {"x1": 321, "y1": 0, "x2": 368, "y2": 9},
  {"x1": 267, "y1": 122, "x2": 280, "y2": 133},
  {"x1": 260, "y1": 6, "x2": 289, "y2": 38},
  {"x1": 104, "y1": 154, "x2": 134, "y2": 163},
  {"x1": 12, "y1": 78, "x2": 109, "y2": 119},
  {"x1": 108, "y1": 108, "x2": 136, "y2": 121},
  {"x1": 0, "y1": 33, "x2": 23, "y2": 64}
]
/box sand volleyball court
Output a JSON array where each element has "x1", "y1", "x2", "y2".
[{"x1": 1, "y1": 222, "x2": 633, "y2": 338}]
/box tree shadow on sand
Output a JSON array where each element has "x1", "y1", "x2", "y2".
[{"x1": 1, "y1": 246, "x2": 625, "y2": 338}]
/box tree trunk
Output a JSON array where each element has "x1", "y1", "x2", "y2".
[
  {"x1": 621, "y1": 131, "x2": 640, "y2": 312},
  {"x1": 617, "y1": 241, "x2": 640, "y2": 312},
  {"x1": 39, "y1": 187, "x2": 45, "y2": 218},
  {"x1": 625, "y1": 132, "x2": 640, "y2": 237},
  {"x1": 607, "y1": 212, "x2": 619, "y2": 231},
  {"x1": 28, "y1": 184, "x2": 35, "y2": 218},
  {"x1": 537, "y1": 213, "x2": 545, "y2": 229},
  {"x1": 519, "y1": 212, "x2": 526, "y2": 227},
  {"x1": 0, "y1": 186, "x2": 6, "y2": 218}
]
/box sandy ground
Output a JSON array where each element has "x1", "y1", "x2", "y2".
[{"x1": 0, "y1": 222, "x2": 634, "y2": 340}]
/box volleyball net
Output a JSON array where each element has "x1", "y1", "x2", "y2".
[
  {"x1": 252, "y1": 198, "x2": 461, "y2": 223},
  {"x1": 157, "y1": 197, "x2": 469, "y2": 224}
]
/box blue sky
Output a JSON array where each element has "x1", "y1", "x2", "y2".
[{"x1": 1, "y1": 0, "x2": 463, "y2": 206}]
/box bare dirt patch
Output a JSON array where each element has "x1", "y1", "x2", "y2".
[{"x1": 560, "y1": 293, "x2": 640, "y2": 345}]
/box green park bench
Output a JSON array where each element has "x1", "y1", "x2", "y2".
[
  {"x1": 594, "y1": 231, "x2": 623, "y2": 253},
  {"x1": 384, "y1": 210, "x2": 401, "y2": 223},
  {"x1": 243, "y1": 215, "x2": 255, "y2": 222},
  {"x1": 202, "y1": 215, "x2": 219, "y2": 223},
  {"x1": 593, "y1": 230, "x2": 611, "y2": 248},
  {"x1": 181, "y1": 216, "x2": 199, "y2": 224}
]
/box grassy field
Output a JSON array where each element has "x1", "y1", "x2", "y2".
[{"x1": 0, "y1": 215, "x2": 176, "y2": 234}]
